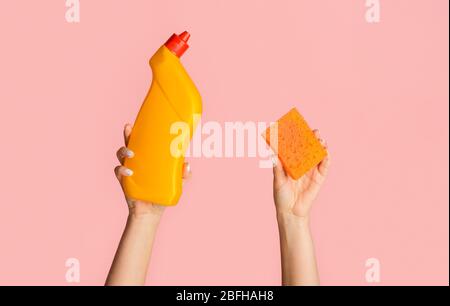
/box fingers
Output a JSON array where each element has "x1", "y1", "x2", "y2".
[
  {"x1": 118, "y1": 121, "x2": 192, "y2": 182},
  {"x1": 313, "y1": 129, "x2": 327, "y2": 149},
  {"x1": 116, "y1": 147, "x2": 134, "y2": 165},
  {"x1": 273, "y1": 155, "x2": 288, "y2": 186},
  {"x1": 115, "y1": 162, "x2": 191, "y2": 183},
  {"x1": 313, "y1": 129, "x2": 330, "y2": 177},
  {"x1": 120, "y1": 124, "x2": 192, "y2": 183},
  {"x1": 318, "y1": 155, "x2": 331, "y2": 177},
  {"x1": 182, "y1": 162, "x2": 192, "y2": 179},
  {"x1": 114, "y1": 124, "x2": 134, "y2": 184},
  {"x1": 114, "y1": 165, "x2": 133, "y2": 182},
  {"x1": 123, "y1": 124, "x2": 132, "y2": 146}
]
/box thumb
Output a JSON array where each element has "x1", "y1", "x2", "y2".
[
  {"x1": 182, "y1": 162, "x2": 192, "y2": 179},
  {"x1": 273, "y1": 155, "x2": 288, "y2": 187}
]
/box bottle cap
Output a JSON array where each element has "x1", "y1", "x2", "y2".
[{"x1": 165, "y1": 31, "x2": 191, "y2": 58}]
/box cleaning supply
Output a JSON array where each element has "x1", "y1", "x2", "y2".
[
  {"x1": 123, "y1": 31, "x2": 202, "y2": 206},
  {"x1": 264, "y1": 108, "x2": 327, "y2": 180}
]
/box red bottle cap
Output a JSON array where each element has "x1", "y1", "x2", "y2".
[{"x1": 165, "y1": 31, "x2": 191, "y2": 58}]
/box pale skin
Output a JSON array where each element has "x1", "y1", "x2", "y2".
[
  {"x1": 274, "y1": 129, "x2": 330, "y2": 286},
  {"x1": 105, "y1": 124, "x2": 191, "y2": 286},
  {"x1": 106, "y1": 125, "x2": 329, "y2": 286}
]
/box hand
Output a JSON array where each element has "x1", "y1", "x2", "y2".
[
  {"x1": 114, "y1": 124, "x2": 192, "y2": 218},
  {"x1": 273, "y1": 130, "x2": 330, "y2": 221}
]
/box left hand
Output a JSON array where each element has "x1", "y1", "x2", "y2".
[{"x1": 114, "y1": 124, "x2": 192, "y2": 218}]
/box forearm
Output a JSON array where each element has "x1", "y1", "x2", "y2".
[
  {"x1": 277, "y1": 213, "x2": 319, "y2": 286},
  {"x1": 106, "y1": 213, "x2": 161, "y2": 286}
]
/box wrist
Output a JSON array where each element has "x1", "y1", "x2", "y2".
[
  {"x1": 277, "y1": 211, "x2": 311, "y2": 230},
  {"x1": 127, "y1": 200, "x2": 164, "y2": 221},
  {"x1": 128, "y1": 209, "x2": 162, "y2": 226}
]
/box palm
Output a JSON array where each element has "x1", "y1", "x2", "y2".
[
  {"x1": 273, "y1": 130, "x2": 330, "y2": 218},
  {"x1": 274, "y1": 166, "x2": 326, "y2": 218}
]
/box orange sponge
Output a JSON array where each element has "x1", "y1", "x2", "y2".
[{"x1": 264, "y1": 108, "x2": 327, "y2": 180}]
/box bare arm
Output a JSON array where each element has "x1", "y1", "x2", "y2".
[
  {"x1": 106, "y1": 124, "x2": 190, "y2": 286},
  {"x1": 273, "y1": 130, "x2": 330, "y2": 286},
  {"x1": 277, "y1": 214, "x2": 319, "y2": 285},
  {"x1": 106, "y1": 212, "x2": 161, "y2": 286}
]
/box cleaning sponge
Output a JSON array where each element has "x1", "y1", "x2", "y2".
[{"x1": 264, "y1": 108, "x2": 327, "y2": 180}]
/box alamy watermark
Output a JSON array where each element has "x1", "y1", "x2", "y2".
[
  {"x1": 65, "y1": 0, "x2": 80, "y2": 23},
  {"x1": 365, "y1": 258, "x2": 381, "y2": 283},
  {"x1": 365, "y1": 0, "x2": 381, "y2": 23},
  {"x1": 65, "y1": 258, "x2": 80, "y2": 283},
  {"x1": 170, "y1": 114, "x2": 278, "y2": 169}
]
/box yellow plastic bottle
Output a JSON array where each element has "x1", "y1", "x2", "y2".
[{"x1": 123, "y1": 31, "x2": 202, "y2": 206}]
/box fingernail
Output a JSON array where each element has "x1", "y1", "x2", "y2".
[
  {"x1": 124, "y1": 168, "x2": 133, "y2": 176},
  {"x1": 185, "y1": 163, "x2": 191, "y2": 173},
  {"x1": 126, "y1": 149, "x2": 134, "y2": 158},
  {"x1": 271, "y1": 155, "x2": 277, "y2": 167}
]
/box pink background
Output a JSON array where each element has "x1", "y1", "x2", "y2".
[{"x1": 0, "y1": 0, "x2": 448, "y2": 286}]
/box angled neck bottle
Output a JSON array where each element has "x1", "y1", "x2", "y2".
[{"x1": 123, "y1": 31, "x2": 202, "y2": 205}]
